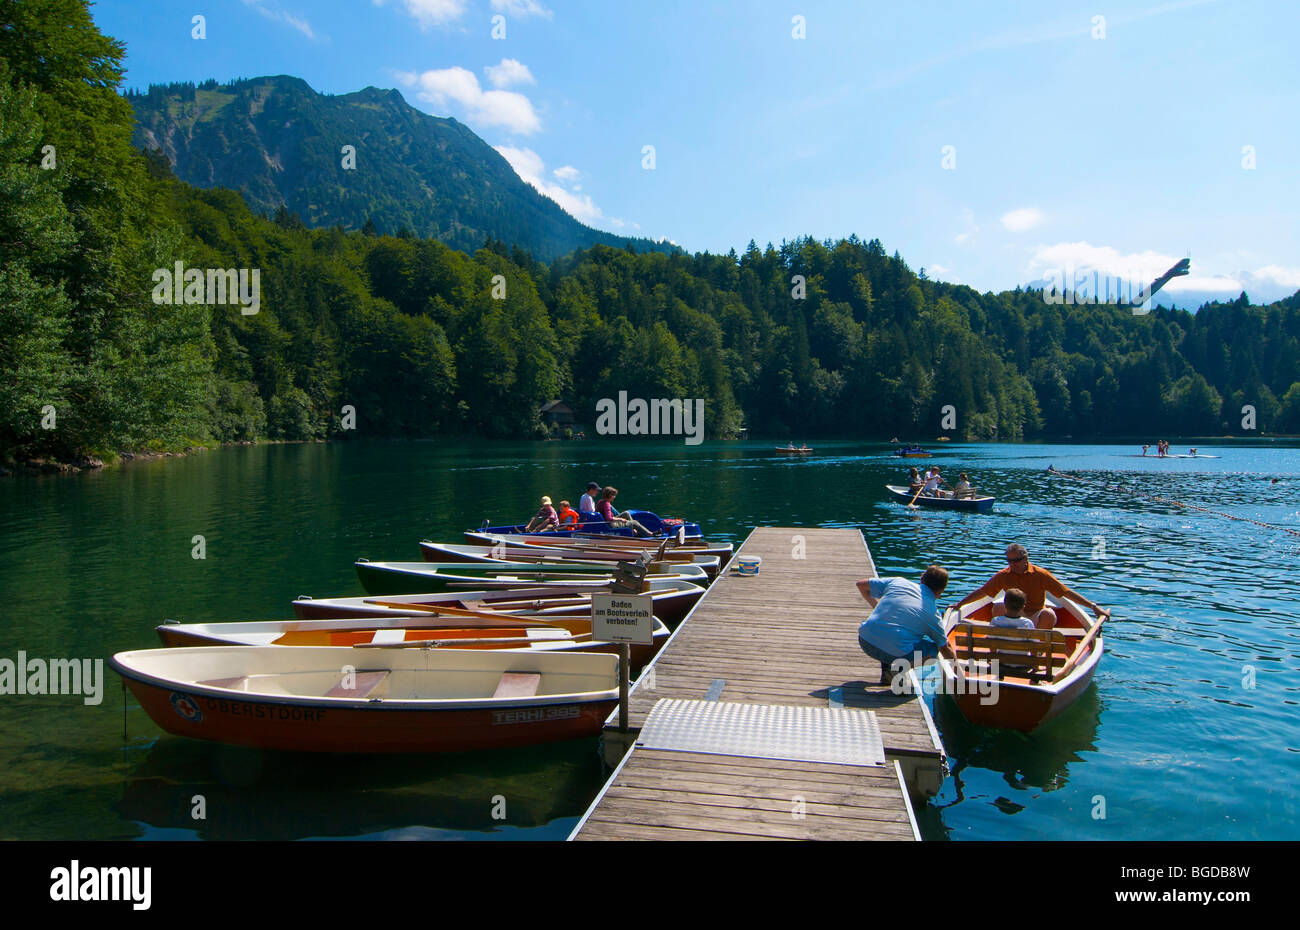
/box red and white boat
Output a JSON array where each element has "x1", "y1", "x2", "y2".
[
  {"x1": 936, "y1": 592, "x2": 1104, "y2": 732},
  {"x1": 112, "y1": 646, "x2": 619, "y2": 753}
]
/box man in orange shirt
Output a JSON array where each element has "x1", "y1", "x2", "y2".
[{"x1": 949, "y1": 543, "x2": 1110, "y2": 629}]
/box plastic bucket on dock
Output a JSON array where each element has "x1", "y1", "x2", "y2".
[{"x1": 736, "y1": 555, "x2": 761, "y2": 575}]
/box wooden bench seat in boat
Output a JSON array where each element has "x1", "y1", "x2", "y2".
[
  {"x1": 325, "y1": 670, "x2": 390, "y2": 699},
  {"x1": 952, "y1": 623, "x2": 1071, "y2": 682},
  {"x1": 493, "y1": 672, "x2": 542, "y2": 698}
]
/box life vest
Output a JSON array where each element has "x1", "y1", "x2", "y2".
[{"x1": 558, "y1": 509, "x2": 579, "y2": 526}]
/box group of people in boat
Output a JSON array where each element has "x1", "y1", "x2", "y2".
[
  {"x1": 895, "y1": 444, "x2": 927, "y2": 455},
  {"x1": 782, "y1": 442, "x2": 811, "y2": 451},
  {"x1": 906, "y1": 465, "x2": 976, "y2": 499},
  {"x1": 523, "y1": 482, "x2": 654, "y2": 536},
  {"x1": 855, "y1": 543, "x2": 1110, "y2": 685}
]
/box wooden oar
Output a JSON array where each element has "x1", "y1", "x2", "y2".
[
  {"x1": 1051, "y1": 614, "x2": 1109, "y2": 683},
  {"x1": 357, "y1": 632, "x2": 590, "y2": 649},
  {"x1": 908, "y1": 484, "x2": 926, "y2": 508},
  {"x1": 361, "y1": 600, "x2": 571, "y2": 626}
]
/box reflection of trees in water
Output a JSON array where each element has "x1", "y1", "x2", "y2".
[
  {"x1": 930, "y1": 683, "x2": 1103, "y2": 816},
  {"x1": 114, "y1": 737, "x2": 608, "y2": 840}
]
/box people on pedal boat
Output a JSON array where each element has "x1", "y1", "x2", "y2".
[
  {"x1": 598, "y1": 487, "x2": 654, "y2": 537},
  {"x1": 950, "y1": 543, "x2": 1111, "y2": 629}
]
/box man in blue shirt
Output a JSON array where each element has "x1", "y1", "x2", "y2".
[{"x1": 857, "y1": 566, "x2": 960, "y2": 685}]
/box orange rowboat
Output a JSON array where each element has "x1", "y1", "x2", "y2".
[
  {"x1": 112, "y1": 646, "x2": 619, "y2": 753},
  {"x1": 936, "y1": 592, "x2": 1104, "y2": 732},
  {"x1": 156, "y1": 614, "x2": 670, "y2": 665}
]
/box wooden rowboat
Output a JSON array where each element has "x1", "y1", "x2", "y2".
[
  {"x1": 292, "y1": 578, "x2": 706, "y2": 626},
  {"x1": 886, "y1": 483, "x2": 995, "y2": 513},
  {"x1": 156, "y1": 614, "x2": 670, "y2": 665},
  {"x1": 774, "y1": 446, "x2": 813, "y2": 455},
  {"x1": 354, "y1": 559, "x2": 707, "y2": 595},
  {"x1": 936, "y1": 592, "x2": 1103, "y2": 732},
  {"x1": 112, "y1": 646, "x2": 619, "y2": 753},
  {"x1": 885, "y1": 484, "x2": 995, "y2": 513},
  {"x1": 420, "y1": 541, "x2": 720, "y2": 578}
]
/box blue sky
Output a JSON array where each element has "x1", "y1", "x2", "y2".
[{"x1": 94, "y1": 0, "x2": 1299, "y2": 303}]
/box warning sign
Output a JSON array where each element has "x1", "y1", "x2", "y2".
[{"x1": 591, "y1": 593, "x2": 654, "y2": 645}]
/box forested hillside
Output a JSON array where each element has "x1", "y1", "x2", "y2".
[{"x1": 3, "y1": 0, "x2": 1299, "y2": 466}]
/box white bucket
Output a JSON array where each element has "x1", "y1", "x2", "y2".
[{"x1": 736, "y1": 555, "x2": 762, "y2": 575}]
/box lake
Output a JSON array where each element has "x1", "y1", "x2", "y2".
[{"x1": 1, "y1": 439, "x2": 1296, "y2": 840}]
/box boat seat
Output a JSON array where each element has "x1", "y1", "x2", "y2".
[
  {"x1": 493, "y1": 672, "x2": 542, "y2": 698},
  {"x1": 325, "y1": 670, "x2": 390, "y2": 699},
  {"x1": 199, "y1": 676, "x2": 248, "y2": 690},
  {"x1": 952, "y1": 623, "x2": 1071, "y2": 681}
]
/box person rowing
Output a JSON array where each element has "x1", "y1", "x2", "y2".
[
  {"x1": 921, "y1": 466, "x2": 949, "y2": 498},
  {"x1": 949, "y1": 543, "x2": 1111, "y2": 629}
]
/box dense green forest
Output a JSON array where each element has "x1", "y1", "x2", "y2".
[{"x1": 3, "y1": 1, "x2": 1300, "y2": 466}]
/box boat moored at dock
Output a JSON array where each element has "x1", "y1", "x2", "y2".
[
  {"x1": 112, "y1": 646, "x2": 621, "y2": 753},
  {"x1": 936, "y1": 592, "x2": 1103, "y2": 732}
]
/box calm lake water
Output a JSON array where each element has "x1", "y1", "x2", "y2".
[{"x1": 1, "y1": 439, "x2": 1297, "y2": 840}]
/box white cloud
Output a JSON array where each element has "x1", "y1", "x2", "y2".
[
  {"x1": 552, "y1": 165, "x2": 580, "y2": 182},
  {"x1": 242, "y1": 0, "x2": 317, "y2": 39},
  {"x1": 1026, "y1": 241, "x2": 1180, "y2": 284},
  {"x1": 495, "y1": 145, "x2": 606, "y2": 225},
  {"x1": 373, "y1": 0, "x2": 467, "y2": 29},
  {"x1": 484, "y1": 58, "x2": 535, "y2": 89},
  {"x1": 491, "y1": 0, "x2": 553, "y2": 18},
  {"x1": 1253, "y1": 265, "x2": 1300, "y2": 289},
  {"x1": 399, "y1": 66, "x2": 541, "y2": 134},
  {"x1": 1001, "y1": 207, "x2": 1045, "y2": 232}
]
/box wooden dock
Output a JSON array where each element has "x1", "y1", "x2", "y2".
[{"x1": 570, "y1": 526, "x2": 946, "y2": 841}]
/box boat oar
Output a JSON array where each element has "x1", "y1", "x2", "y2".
[
  {"x1": 361, "y1": 600, "x2": 571, "y2": 626},
  {"x1": 356, "y1": 632, "x2": 591, "y2": 649},
  {"x1": 908, "y1": 484, "x2": 926, "y2": 508},
  {"x1": 1051, "y1": 614, "x2": 1110, "y2": 683}
]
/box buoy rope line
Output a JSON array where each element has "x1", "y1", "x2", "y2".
[{"x1": 1047, "y1": 466, "x2": 1300, "y2": 539}]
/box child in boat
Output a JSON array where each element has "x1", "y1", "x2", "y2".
[
  {"x1": 908, "y1": 467, "x2": 922, "y2": 492},
  {"x1": 991, "y1": 588, "x2": 1035, "y2": 629},
  {"x1": 556, "y1": 500, "x2": 580, "y2": 528},
  {"x1": 524, "y1": 496, "x2": 559, "y2": 532},
  {"x1": 953, "y1": 473, "x2": 973, "y2": 498}
]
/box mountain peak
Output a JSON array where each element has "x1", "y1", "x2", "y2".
[{"x1": 129, "y1": 75, "x2": 676, "y2": 262}]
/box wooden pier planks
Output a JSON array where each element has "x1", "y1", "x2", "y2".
[{"x1": 571, "y1": 526, "x2": 944, "y2": 841}]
